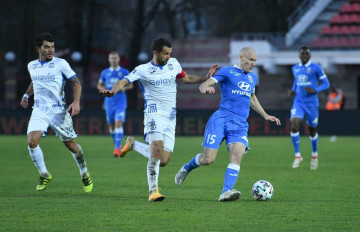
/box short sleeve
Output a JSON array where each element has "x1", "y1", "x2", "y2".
[
  {"x1": 60, "y1": 59, "x2": 76, "y2": 79},
  {"x1": 212, "y1": 67, "x2": 227, "y2": 83}
]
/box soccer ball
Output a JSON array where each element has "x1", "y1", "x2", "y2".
[{"x1": 252, "y1": 180, "x2": 274, "y2": 201}]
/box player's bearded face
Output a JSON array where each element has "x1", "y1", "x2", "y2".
[
  {"x1": 156, "y1": 46, "x2": 172, "y2": 66},
  {"x1": 38, "y1": 41, "x2": 55, "y2": 61}
]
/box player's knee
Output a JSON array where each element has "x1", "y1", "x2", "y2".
[
  {"x1": 27, "y1": 138, "x2": 38, "y2": 148},
  {"x1": 200, "y1": 154, "x2": 215, "y2": 165}
]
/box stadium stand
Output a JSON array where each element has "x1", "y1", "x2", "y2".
[{"x1": 311, "y1": 0, "x2": 360, "y2": 48}]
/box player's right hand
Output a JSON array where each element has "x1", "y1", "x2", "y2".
[
  {"x1": 20, "y1": 97, "x2": 28, "y2": 108},
  {"x1": 288, "y1": 90, "x2": 295, "y2": 97},
  {"x1": 99, "y1": 89, "x2": 115, "y2": 97},
  {"x1": 205, "y1": 87, "x2": 215, "y2": 94}
]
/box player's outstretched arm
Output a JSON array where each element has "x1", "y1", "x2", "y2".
[
  {"x1": 250, "y1": 94, "x2": 281, "y2": 126},
  {"x1": 20, "y1": 82, "x2": 34, "y2": 109},
  {"x1": 182, "y1": 64, "x2": 219, "y2": 84},
  {"x1": 68, "y1": 76, "x2": 81, "y2": 117},
  {"x1": 199, "y1": 78, "x2": 216, "y2": 94},
  {"x1": 100, "y1": 78, "x2": 129, "y2": 97}
]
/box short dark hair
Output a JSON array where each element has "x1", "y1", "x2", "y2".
[
  {"x1": 35, "y1": 32, "x2": 55, "y2": 48},
  {"x1": 299, "y1": 46, "x2": 311, "y2": 53},
  {"x1": 152, "y1": 38, "x2": 172, "y2": 53}
]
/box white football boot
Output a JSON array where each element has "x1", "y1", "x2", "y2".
[
  {"x1": 175, "y1": 165, "x2": 189, "y2": 186},
  {"x1": 292, "y1": 157, "x2": 303, "y2": 168},
  {"x1": 218, "y1": 189, "x2": 241, "y2": 202}
]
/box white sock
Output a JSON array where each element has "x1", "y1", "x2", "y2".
[
  {"x1": 28, "y1": 145, "x2": 48, "y2": 175},
  {"x1": 71, "y1": 144, "x2": 88, "y2": 176},
  {"x1": 147, "y1": 157, "x2": 160, "y2": 194},
  {"x1": 133, "y1": 140, "x2": 151, "y2": 158}
]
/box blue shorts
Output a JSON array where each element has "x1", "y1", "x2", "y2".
[
  {"x1": 105, "y1": 105, "x2": 126, "y2": 124},
  {"x1": 290, "y1": 103, "x2": 318, "y2": 127},
  {"x1": 202, "y1": 109, "x2": 249, "y2": 150}
]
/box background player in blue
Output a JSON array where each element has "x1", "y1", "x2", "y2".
[
  {"x1": 288, "y1": 46, "x2": 330, "y2": 170},
  {"x1": 175, "y1": 47, "x2": 281, "y2": 202},
  {"x1": 97, "y1": 51, "x2": 133, "y2": 157}
]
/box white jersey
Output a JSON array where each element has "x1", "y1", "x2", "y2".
[
  {"x1": 27, "y1": 57, "x2": 76, "y2": 113},
  {"x1": 125, "y1": 58, "x2": 183, "y2": 115}
]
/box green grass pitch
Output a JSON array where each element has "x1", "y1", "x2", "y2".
[{"x1": 0, "y1": 135, "x2": 359, "y2": 231}]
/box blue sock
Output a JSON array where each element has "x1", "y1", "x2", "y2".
[
  {"x1": 184, "y1": 154, "x2": 201, "y2": 172},
  {"x1": 291, "y1": 132, "x2": 300, "y2": 155},
  {"x1": 310, "y1": 133, "x2": 318, "y2": 154},
  {"x1": 114, "y1": 127, "x2": 124, "y2": 150},
  {"x1": 222, "y1": 163, "x2": 240, "y2": 193}
]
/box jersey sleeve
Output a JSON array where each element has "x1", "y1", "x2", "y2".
[
  {"x1": 211, "y1": 66, "x2": 227, "y2": 83},
  {"x1": 60, "y1": 59, "x2": 76, "y2": 79},
  {"x1": 125, "y1": 65, "x2": 143, "y2": 83},
  {"x1": 99, "y1": 70, "x2": 106, "y2": 83}
]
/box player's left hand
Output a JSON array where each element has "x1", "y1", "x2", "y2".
[
  {"x1": 264, "y1": 114, "x2": 281, "y2": 126},
  {"x1": 68, "y1": 102, "x2": 80, "y2": 117},
  {"x1": 207, "y1": 64, "x2": 219, "y2": 78},
  {"x1": 305, "y1": 87, "x2": 316, "y2": 94}
]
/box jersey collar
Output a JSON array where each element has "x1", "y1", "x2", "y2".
[
  {"x1": 110, "y1": 66, "x2": 120, "y2": 71},
  {"x1": 150, "y1": 61, "x2": 164, "y2": 70},
  {"x1": 233, "y1": 64, "x2": 247, "y2": 73},
  {"x1": 38, "y1": 58, "x2": 53, "y2": 66},
  {"x1": 299, "y1": 60, "x2": 312, "y2": 67}
]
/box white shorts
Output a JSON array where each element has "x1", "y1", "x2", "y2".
[
  {"x1": 27, "y1": 108, "x2": 77, "y2": 141},
  {"x1": 144, "y1": 113, "x2": 176, "y2": 153}
]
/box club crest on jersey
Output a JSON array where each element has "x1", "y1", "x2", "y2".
[
  {"x1": 150, "y1": 67, "x2": 156, "y2": 74},
  {"x1": 248, "y1": 75, "x2": 253, "y2": 83},
  {"x1": 118, "y1": 72, "x2": 123, "y2": 77},
  {"x1": 307, "y1": 67, "x2": 311, "y2": 73},
  {"x1": 48, "y1": 63, "x2": 55, "y2": 68},
  {"x1": 168, "y1": 64, "x2": 173, "y2": 70}
]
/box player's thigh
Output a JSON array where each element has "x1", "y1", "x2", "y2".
[
  {"x1": 105, "y1": 105, "x2": 115, "y2": 124},
  {"x1": 114, "y1": 107, "x2": 126, "y2": 123},
  {"x1": 27, "y1": 109, "x2": 50, "y2": 135},
  {"x1": 202, "y1": 112, "x2": 226, "y2": 149},
  {"x1": 228, "y1": 142, "x2": 247, "y2": 165},
  {"x1": 49, "y1": 111, "x2": 77, "y2": 141},
  {"x1": 304, "y1": 106, "x2": 319, "y2": 127},
  {"x1": 226, "y1": 119, "x2": 249, "y2": 149},
  {"x1": 290, "y1": 103, "x2": 305, "y2": 121}
]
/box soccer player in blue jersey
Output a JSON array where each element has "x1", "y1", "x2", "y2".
[
  {"x1": 175, "y1": 47, "x2": 281, "y2": 202},
  {"x1": 97, "y1": 51, "x2": 133, "y2": 157},
  {"x1": 288, "y1": 46, "x2": 330, "y2": 170}
]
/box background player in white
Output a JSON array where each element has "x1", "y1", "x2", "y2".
[
  {"x1": 20, "y1": 32, "x2": 93, "y2": 193},
  {"x1": 288, "y1": 47, "x2": 330, "y2": 170},
  {"x1": 100, "y1": 38, "x2": 217, "y2": 201},
  {"x1": 97, "y1": 51, "x2": 133, "y2": 157},
  {"x1": 175, "y1": 47, "x2": 281, "y2": 202}
]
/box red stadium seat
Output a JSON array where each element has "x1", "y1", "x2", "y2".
[
  {"x1": 321, "y1": 26, "x2": 332, "y2": 35},
  {"x1": 340, "y1": 4, "x2": 352, "y2": 13},
  {"x1": 331, "y1": 15, "x2": 342, "y2": 24},
  {"x1": 331, "y1": 26, "x2": 341, "y2": 35},
  {"x1": 339, "y1": 25, "x2": 351, "y2": 35},
  {"x1": 353, "y1": 4, "x2": 360, "y2": 13}
]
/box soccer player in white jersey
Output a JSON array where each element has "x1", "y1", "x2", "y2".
[
  {"x1": 288, "y1": 47, "x2": 330, "y2": 170},
  {"x1": 20, "y1": 32, "x2": 93, "y2": 193},
  {"x1": 100, "y1": 38, "x2": 217, "y2": 201},
  {"x1": 175, "y1": 47, "x2": 281, "y2": 202}
]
